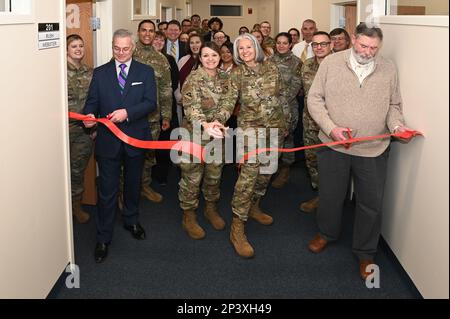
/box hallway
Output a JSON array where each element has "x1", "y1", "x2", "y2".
[{"x1": 50, "y1": 163, "x2": 420, "y2": 299}]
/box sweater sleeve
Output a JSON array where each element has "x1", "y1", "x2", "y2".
[
  {"x1": 307, "y1": 60, "x2": 337, "y2": 136},
  {"x1": 386, "y1": 64, "x2": 406, "y2": 132}
]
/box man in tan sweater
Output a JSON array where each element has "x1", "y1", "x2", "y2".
[{"x1": 306, "y1": 23, "x2": 413, "y2": 280}]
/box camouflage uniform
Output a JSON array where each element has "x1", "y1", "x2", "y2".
[
  {"x1": 179, "y1": 67, "x2": 230, "y2": 211},
  {"x1": 133, "y1": 42, "x2": 173, "y2": 187},
  {"x1": 67, "y1": 62, "x2": 93, "y2": 199},
  {"x1": 269, "y1": 52, "x2": 303, "y2": 166},
  {"x1": 263, "y1": 36, "x2": 276, "y2": 50},
  {"x1": 219, "y1": 60, "x2": 288, "y2": 221},
  {"x1": 301, "y1": 57, "x2": 322, "y2": 188}
]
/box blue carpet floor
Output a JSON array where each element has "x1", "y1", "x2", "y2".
[{"x1": 49, "y1": 161, "x2": 421, "y2": 299}]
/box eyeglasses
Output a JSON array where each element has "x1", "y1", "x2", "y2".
[
  {"x1": 214, "y1": 36, "x2": 226, "y2": 40},
  {"x1": 113, "y1": 46, "x2": 132, "y2": 53},
  {"x1": 311, "y1": 42, "x2": 331, "y2": 48}
]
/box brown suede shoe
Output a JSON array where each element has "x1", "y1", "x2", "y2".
[
  {"x1": 360, "y1": 260, "x2": 376, "y2": 280},
  {"x1": 308, "y1": 233, "x2": 328, "y2": 253},
  {"x1": 299, "y1": 196, "x2": 319, "y2": 213}
]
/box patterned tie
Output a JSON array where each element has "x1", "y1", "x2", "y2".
[
  {"x1": 170, "y1": 42, "x2": 177, "y2": 60},
  {"x1": 301, "y1": 44, "x2": 309, "y2": 63},
  {"x1": 118, "y1": 63, "x2": 127, "y2": 94}
]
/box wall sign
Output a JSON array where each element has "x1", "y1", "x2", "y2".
[{"x1": 38, "y1": 23, "x2": 60, "y2": 50}]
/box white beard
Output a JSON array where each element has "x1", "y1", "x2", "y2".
[{"x1": 352, "y1": 48, "x2": 375, "y2": 65}]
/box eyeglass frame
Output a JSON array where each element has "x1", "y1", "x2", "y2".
[
  {"x1": 311, "y1": 41, "x2": 331, "y2": 49},
  {"x1": 113, "y1": 46, "x2": 133, "y2": 53}
]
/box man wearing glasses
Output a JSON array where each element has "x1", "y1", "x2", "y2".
[
  {"x1": 83, "y1": 29, "x2": 157, "y2": 263},
  {"x1": 260, "y1": 21, "x2": 275, "y2": 49},
  {"x1": 298, "y1": 31, "x2": 333, "y2": 214}
]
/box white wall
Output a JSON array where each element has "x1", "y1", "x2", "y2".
[
  {"x1": 0, "y1": 0, "x2": 73, "y2": 298},
  {"x1": 95, "y1": 0, "x2": 186, "y2": 65},
  {"x1": 192, "y1": 0, "x2": 276, "y2": 40},
  {"x1": 278, "y1": 0, "x2": 312, "y2": 33},
  {"x1": 380, "y1": 16, "x2": 449, "y2": 299}
]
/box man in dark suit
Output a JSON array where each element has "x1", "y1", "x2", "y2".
[
  {"x1": 163, "y1": 20, "x2": 188, "y2": 63},
  {"x1": 83, "y1": 29, "x2": 157, "y2": 263}
]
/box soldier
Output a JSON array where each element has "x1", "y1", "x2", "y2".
[
  {"x1": 260, "y1": 21, "x2": 276, "y2": 49},
  {"x1": 179, "y1": 42, "x2": 230, "y2": 240},
  {"x1": 66, "y1": 34, "x2": 93, "y2": 223},
  {"x1": 269, "y1": 32, "x2": 303, "y2": 189},
  {"x1": 189, "y1": 14, "x2": 205, "y2": 38},
  {"x1": 299, "y1": 31, "x2": 334, "y2": 213},
  {"x1": 133, "y1": 20, "x2": 173, "y2": 203},
  {"x1": 219, "y1": 33, "x2": 289, "y2": 258}
]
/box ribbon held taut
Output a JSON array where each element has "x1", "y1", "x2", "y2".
[{"x1": 69, "y1": 112, "x2": 423, "y2": 163}]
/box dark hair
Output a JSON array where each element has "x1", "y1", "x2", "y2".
[
  {"x1": 288, "y1": 28, "x2": 300, "y2": 37},
  {"x1": 239, "y1": 26, "x2": 249, "y2": 34},
  {"x1": 186, "y1": 34, "x2": 204, "y2": 56},
  {"x1": 275, "y1": 32, "x2": 292, "y2": 44},
  {"x1": 66, "y1": 34, "x2": 83, "y2": 49},
  {"x1": 167, "y1": 20, "x2": 181, "y2": 29},
  {"x1": 330, "y1": 28, "x2": 351, "y2": 43},
  {"x1": 191, "y1": 14, "x2": 201, "y2": 20},
  {"x1": 355, "y1": 22, "x2": 383, "y2": 41},
  {"x1": 158, "y1": 21, "x2": 168, "y2": 28},
  {"x1": 196, "y1": 41, "x2": 221, "y2": 69},
  {"x1": 221, "y1": 42, "x2": 234, "y2": 54},
  {"x1": 208, "y1": 17, "x2": 223, "y2": 29},
  {"x1": 181, "y1": 19, "x2": 191, "y2": 26},
  {"x1": 213, "y1": 31, "x2": 226, "y2": 39},
  {"x1": 312, "y1": 31, "x2": 331, "y2": 40},
  {"x1": 154, "y1": 30, "x2": 166, "y2": 41},
  {"x1": 138, "y1": 19, "x2": 155, "y2": 31}
]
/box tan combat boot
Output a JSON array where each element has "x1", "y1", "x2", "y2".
[
  {"x1": 271, "y1": 165, "x2": 290, "y2": 189},
  {"x1": 141, "y1": 185, "x2": 163, "y2": 203},
  {"x1": 230, "y1": 217, "x2": 254, "y2": 258},
  {"x1": 204, "y1": 201, "x2": 226, "y2": 230},
  {"x1": 182, "y1": 210, "x2": 206, "y2": 240},
  {"x1": 72, "y1": 197, "x2": 90, "y2": 224},
  {"x1": 299, "y1": 196, "x2": 319, "y2": 213},
  {"x1": 249, "y1": 198, "x2": 273, "y2": 225}
]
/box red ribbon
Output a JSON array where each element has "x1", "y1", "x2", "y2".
[
  {"x1": 69, "y1": 112, "x2": 205, "y2": 161},
  {"x1": 241, "y1": 129, "x2": 422, "y2": 163},
  {"x1": 69, "y1": 112, "x2": 423, "y2": 164}
]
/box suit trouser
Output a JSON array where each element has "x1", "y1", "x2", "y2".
[
  {"x1": 316, "y1": 147, "x2": 389, "y2": 261},
  {"x1": 96, "y1": 145, "x2": 145, "y2": 244}
]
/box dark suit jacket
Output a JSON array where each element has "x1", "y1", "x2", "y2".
[
  {"x1": 163, "y1": 40, "x2": 188, "y2": 62},
  {"x1": 84, "y1": 59, "x2": 157, "y2": 158}
]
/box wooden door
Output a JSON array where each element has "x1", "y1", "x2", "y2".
[
  {"x1": 345, "y1": 4, "x2": 357, "y2": 36},
  {"x1": 66, "y1": 0, "x2": 97, "y2": 205}
]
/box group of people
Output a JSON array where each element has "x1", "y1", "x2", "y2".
[{"x1": 67, "y1": 14, "x2": 415, "y2": 280}]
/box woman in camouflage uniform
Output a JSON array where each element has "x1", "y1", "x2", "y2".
[
  {"x1": 219, "y1": 33, "x2": 289, "y2": 258},
  {"x1": 179, "y1": 42, "x2": 230, "y2": 240},
  {"x1": 66, "y1": 34, "x2": 93, "y2": 223},
  {"x1": 270, "y1": 32, "x2": 303, "y2": 189}
]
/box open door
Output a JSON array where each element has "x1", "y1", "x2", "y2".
[
  {"x1": 66, "y1": 0, "x2": 97, "y2": 205},
  {"x1": 345, "y1": 4, "x2": 357, "y2": 36}
]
